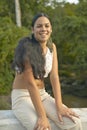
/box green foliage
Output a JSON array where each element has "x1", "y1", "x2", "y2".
[
  {"x1": 19, "y1": 0, "x2": 52, "y2": 27},
  {"x1": 0, "y1": 16, "x2": 29, "y2": 94},
  {"x1": 0, "y1": 0, "x2": 87, "y2": 97}
]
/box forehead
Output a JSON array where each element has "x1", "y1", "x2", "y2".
[{"x1": 34, "y1": 16, "x2": 51, "y2": 25}]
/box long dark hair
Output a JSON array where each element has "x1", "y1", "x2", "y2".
[{"x1": 12, "y1": 35, "x2": 45, "y2": 79}]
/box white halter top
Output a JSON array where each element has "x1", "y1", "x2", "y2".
[
  {"x1": 44, "y1": 48, "x2": 53, "y2": 78},
  {"x1": 15, "y1": 47, "x2": 53, "y2": 78}
]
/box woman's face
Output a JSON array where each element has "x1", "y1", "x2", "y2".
[{"x1": 32, "y1": 16, "x2": 52, "y2": 44}]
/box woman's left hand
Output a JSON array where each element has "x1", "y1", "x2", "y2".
[{"x1": 57, "y1": 104, "x2": 79, "y2": 124}]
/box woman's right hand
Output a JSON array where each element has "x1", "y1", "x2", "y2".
[{"x1": 34, "y1": 116, "x2": 51, "y2": 130}]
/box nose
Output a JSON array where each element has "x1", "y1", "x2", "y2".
[{"x1": 41, "y1": 25, "x2": 46, "y2": 31}]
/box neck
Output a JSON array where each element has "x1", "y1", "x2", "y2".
[
  {"x1": 40, "y1": 42, "x2": 47, "y2": 49},
  {"x1": 40, "y1": 43, "x2": 47, "y2": 55}
]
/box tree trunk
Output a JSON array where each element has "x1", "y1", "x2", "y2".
[{"x1": 15, "y1": 0, "x2": 22, "y2": 27}]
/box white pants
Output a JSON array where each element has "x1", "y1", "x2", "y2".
[{"x1": 11, "y1": 88, "x2": 83, "y2": 130}]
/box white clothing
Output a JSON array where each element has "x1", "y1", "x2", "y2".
[
  {"x1": 44, "y1": 48, "x2": 53, "y2": 77},
  {"x1": 11, "y1": 89, "x2": 83, "y2": 130}
]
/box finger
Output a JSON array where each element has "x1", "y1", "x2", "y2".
[
  {"x1": 37, "y1": 126, "x2": 42, "y2": 130},
  {"x1": 69, "y1": 116, "x2": 76, "y2": 123},
  {"x1": 45, "y1": 128, "x2": 49, "y2": 130},
  {"x1": 34, "y1": 125, "x2": 38, "y2": 130},
  {"x1": 47, "y1": 126, "x2": 50, "y2": 130},
  {"x1": 58, "y1": 113, "x2": 64, "y2": 124},
  {"x1": 72, "y1": 112, "x2": 79, "y2": 118},
  {"x1": 34, "y1": 124, "x2": 40, "y2": 130},
  {"x1": 48, "y1": 126, "x2": 51, "y2": 130},
  {"x1": 66, "y1": 112, "x2": 76, "y2": 123},
  {"x1": 70, "y1": 109, "x2": 80, "y2": 117},
  {"x1": 69, "y1": 110, "x2": 80, "y2": 118},
  {"x1": 43, "y1": 128, "x2": 49, "y2": 130}
]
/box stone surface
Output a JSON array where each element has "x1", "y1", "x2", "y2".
[
  {"x1": 0, "y1": 108, "x2": 87, "y2": 130},
  {"x1": 0, "y1": 110, "x2": 26, "y2": 130}
]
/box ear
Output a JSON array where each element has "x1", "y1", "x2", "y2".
[
  {"x1": 31, "y1": 27, "x2": 34, "y2": 33},
  {"x1": 50, "y1": 29, "x2": 52, "y2": 33},
  {"x1": 50, "y1": 27, "x2": 52, "y2": 33}
]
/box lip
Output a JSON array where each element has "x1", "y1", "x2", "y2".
[
  {"x1": 39, "y1": 32, "x2": 48, "y2": 36},
  {"x1": 40, "y1": 34, "x2": 48, "y2": 38}
]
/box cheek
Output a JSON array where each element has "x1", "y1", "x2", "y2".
[
  {"x1": 34, "y1": 31, "x2": 39, "y2": 36},
  {"x1": 33, "y1": 31, "x2": 40, "y2": 39},
  {"x1": 33, "y1": 28, "x2": 40, "y2": 34},
  {"x1": 32, "y1": 27, "x2": 38, "y2": 34}
]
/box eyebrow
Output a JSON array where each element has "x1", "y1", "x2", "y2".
[{"x1": 36, "y1": 23, "x2": 50, "y2": 25}]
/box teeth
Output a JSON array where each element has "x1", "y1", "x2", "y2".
[{"x1": 40, "y1": 34, "x2": 47, "y2": 35}]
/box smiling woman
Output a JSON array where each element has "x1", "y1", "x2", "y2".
[
  {"x1": 32, "y1": 16, "x2": 52, "y2": 44},
  {"x1": 11, "y1": 13, "x2": 82, "y2": 130}
]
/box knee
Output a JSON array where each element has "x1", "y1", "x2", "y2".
[
  {"x1": 67, "y1": 117, "x2": 82, "y2": 130},
  {"x1": 59, "y1": 117, "x2": 82, "y2": 130},
  {"x1": 73, "y1": 117, "x2": 82, "y2": 130}
]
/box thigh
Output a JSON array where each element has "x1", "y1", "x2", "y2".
[
  {"x1": 11, "y1": 90, "x2": 38, "y2": 130},
  {"x1": 42, "y1": 94, "x2": 82, "y2": 130},
  {"x1": 12, "y1": 90, "x2": 61, "y2": 130},
  {"x1": 48, "y1": 118, "x2": 61, "y2": 130}
]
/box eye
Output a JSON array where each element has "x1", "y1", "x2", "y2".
[
  {"x1": 45, "y1": 24, "x2": 50, "y2": 28},
  {"x1": 36, "y1": 23, "x2": 50, "y2": 28},
  {"x1": 36, "y1": 25, "x2": 42, "y2": 28}
]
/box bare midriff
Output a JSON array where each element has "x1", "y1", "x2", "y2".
[{"x1": 12, "y1": 73, "x2": 45, "y2": 89}]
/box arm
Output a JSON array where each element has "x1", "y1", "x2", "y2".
[
  {"x1": 50, "y1": 43, "x2": 79, "y2": 123},
  {"x1": 23, "y1": 64, "x2": 51, "y2": 130},
  {"x1": 23, "y1": 68, "x2": 46, "y2": 118},
  {"x1": 50, "y1": 43, "x2": 62, "y2": 108}
]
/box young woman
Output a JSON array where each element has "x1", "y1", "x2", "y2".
[{"x1": 11, "y1": 13, "x2": 82, "y2": 130}]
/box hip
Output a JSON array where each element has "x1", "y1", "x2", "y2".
[{"x1": 11, "y1": 88, "x2": 50, "y2": 104}]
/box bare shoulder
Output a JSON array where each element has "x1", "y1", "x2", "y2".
[
  {"x1": 52, "y1": 43, "x2": 57, "y2": 53},
  {"x1": 52, "y1": 43, "x2": 57, "y2": 49}
]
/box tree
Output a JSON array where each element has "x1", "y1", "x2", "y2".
[
  {"x1": 79, "y1": 0, "x2": 87, "y2": 2},
  {"x1": 0, "y1": 17, "x2": 29, "y2": 94},
  {"x1": 15, "y1": 0, "x2": 22, "y2": 27}
]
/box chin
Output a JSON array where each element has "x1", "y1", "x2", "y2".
[
  {"x1": 40, "y1": 38, "x2": 49, "y2": 42},
  {"x1": 40, "y1": 40, "x2": 47, "y2": 43}
]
